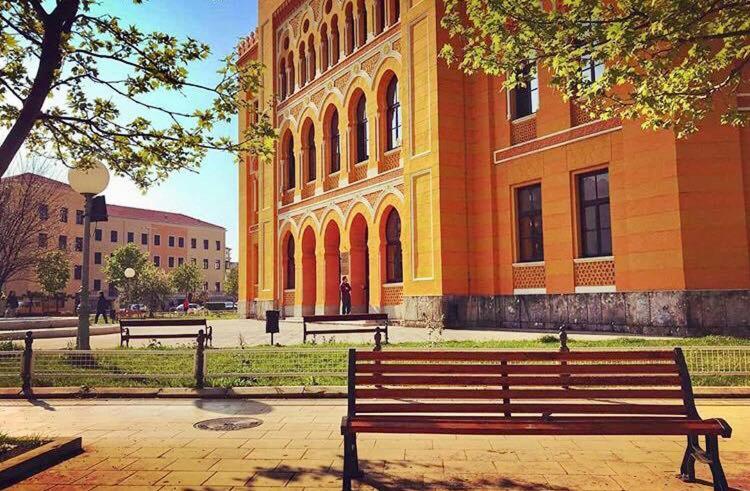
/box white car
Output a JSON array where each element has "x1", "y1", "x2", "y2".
[{"x1": 175, "y1": 303, "x2": 204, "y2": 313}]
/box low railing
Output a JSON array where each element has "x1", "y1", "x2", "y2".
[{"x1": 1, "y1": 331, "x2": 748, "y2": 390}]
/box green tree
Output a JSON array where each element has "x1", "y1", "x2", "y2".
[
  {"x1": 441, "y1": 0, "x2": 750, "y2": 137},
  {"x1": 36, "y1": 250, "x2": 70, "y2": 311},
  {"x1": 224, "y1": 265, "x2": 238, "y2": 301},
  {"x1": 133, "y1": 265, "x2": 173, "y2": 315},
  {"x1": 170, "y1": 263, "x2": 203, "y2": 297},
  {"x1": 0, "y1": 0, "x2": 276, "y2": 185},
  {"x1": 102, "y1": 243, "x2": 149, "y2": 304}
]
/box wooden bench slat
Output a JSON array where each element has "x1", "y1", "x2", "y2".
[
  {"x1": 307, "y1": 328, "x2": 388, "y2": 335},
  {"x1": 354, "y1": 362, "x2": 679, "y2": 375},
  {"x1": 120, "y1": 319, "x2": 208, "y2": 327},
  {"x1": 354, "y1": 388, "x2": 685, "y2": 400},
  {"x1": 355, "y1": 375, "x2": 683, "y2": 387},
  {"x1": 354, "y1": 402, "x2": 688, "y2": 415},
  {"x1": 125, "y1": 333, "x2": 203, "y2": 340},
  {"x1": 355, "y1": 350, "x2": 676, "y2": 362},
  {"x1": 304, "y1": 314, "x2": 388, "y2": 322},
  {"x1": 345, "y1": 418, "x2": 726, "y2": 436}
]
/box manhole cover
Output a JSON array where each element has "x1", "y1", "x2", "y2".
[{"x1": 193, "y1": 417, "x2": 263, "y2": 431}]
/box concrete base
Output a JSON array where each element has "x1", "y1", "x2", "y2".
[
  {"x1": 253, "y1": 300, "x2": 277, "y2": 321},
  {"x1": 402, "y1": 290, "x2": 750, "y2": 337}
]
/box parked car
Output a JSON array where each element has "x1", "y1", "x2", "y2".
[{"x1": 175, "y1": 303, "x2": 204, "y2": 314}]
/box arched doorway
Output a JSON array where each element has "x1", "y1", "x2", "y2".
[
  {"x1": 349, "y1": 214, "x2": 369, "y2": 313},
  {"x1": 301, "y1": 227, "x2": 317, "y2": 315},
  {"x1": 323, "y1": 221, "x2": 342, "y2": 314}
]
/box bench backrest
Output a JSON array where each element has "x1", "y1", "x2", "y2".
[
  {"x1": 120, "y1": 318, "x2": 208, "y2": 328},
  {"x1": 304, "y1": 314, "x2": 388, "y2": 323},
  {"x1": 348, "y1": 348, "x2": 698, "y2": 419}
]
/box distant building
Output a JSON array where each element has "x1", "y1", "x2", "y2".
[{"x1": 3, "y1": 174, "x2": 228, "y2": 308}]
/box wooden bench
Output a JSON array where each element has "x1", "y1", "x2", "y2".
[
  {"x1": 119, "y1": 319, "x2": 213, "y2": 347},
  {"x1": 302, "y1": 313, "x2": 388, "y2": 344},
  {"x1": 341, "y1": 348, "x2": 732, "y2": 491}
]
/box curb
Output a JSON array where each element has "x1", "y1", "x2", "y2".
[
  {"x1": 0, "y1": 437, "x2": 82, "y2": 487},
  {"x1": 0, "y1": 386, "x2": 747, "y2": 400}
]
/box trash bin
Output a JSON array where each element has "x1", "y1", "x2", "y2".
[{"x1": 265, "y1": 310, "x2": 280, "y2": 334}]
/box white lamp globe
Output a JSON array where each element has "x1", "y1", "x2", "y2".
[
  {"x1": 68, "y1": 162, "x2": 110, "y2": 195},
  {"x1": 124, "y1": 268, "x2": 136, "y2": 279}
]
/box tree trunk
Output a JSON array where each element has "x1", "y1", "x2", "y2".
[{"x1": 0, "y1": 0, "x2": 80, "y2": 178}]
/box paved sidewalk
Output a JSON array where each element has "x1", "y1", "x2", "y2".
[
  {"x1": 4, "y1": 398, "x2": 749, "y2": 490},
  {"x1": 27, "y1": 318, "x2": 669, "y2": 349}
]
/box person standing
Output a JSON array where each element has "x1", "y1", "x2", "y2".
[
  {"x1": 94, "y1": 291, "x2": 109, "y2": 324},
  {"x1": 340, "y1": 276, "x2": 352, "y2": 315},
  {"x1": 5, "y1": 291, "x2": 18, "y2": 318}
]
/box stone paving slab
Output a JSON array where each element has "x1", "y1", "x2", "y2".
[{"x1": 2, "y1": 398, "x2": 749, "y2": 490}]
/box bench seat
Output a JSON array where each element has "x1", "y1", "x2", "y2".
[{"x1": 340, "y1": 348, "x2": 732, "y2": 491}]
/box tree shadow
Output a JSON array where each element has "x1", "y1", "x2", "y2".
[{"x1": 192, "y1": 398, "x2": 273, "y2": 416}]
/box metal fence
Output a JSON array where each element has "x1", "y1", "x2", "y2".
[{"x1": 1, "y1": 345, "x2": 749, "y2": 390}]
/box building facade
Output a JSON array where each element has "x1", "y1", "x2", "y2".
[
  {"x1": 238, "y1": 0, "x2": 750, "y2": 336},
  {"x1": 5, "y1": 175, "x2": 228, "y2": 308}
]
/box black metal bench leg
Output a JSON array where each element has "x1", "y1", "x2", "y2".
[
  {"x1": 706, "y1": 435, "x2": 729, "y2": 491},
  {"x1": 342, "y1": 432, "x2": 355, "y2": 491},
  {"x1": 351, "y1": 433, "x2": 362, "y2": 478},
  {"x1": 679, "y1": 435, "x2": 697, "y2": 482}
]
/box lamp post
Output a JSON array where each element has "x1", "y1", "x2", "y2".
[{"x1": 68, "y1": 163, "x2": 110, "y2": 350}]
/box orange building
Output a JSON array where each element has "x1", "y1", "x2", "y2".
[{"x1": 238, "y1": 0, "x2": 750, "y2": 335}]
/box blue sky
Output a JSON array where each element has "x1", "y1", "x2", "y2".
[{"x1": 15, "y1": 0, "x2": 259, "y2": 261}]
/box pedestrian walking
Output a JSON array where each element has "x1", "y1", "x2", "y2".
[
  {"x1": 5, "y1": 291, "x2": 18, "y2": 318},
  {"x1": 340, "y1": 276, "x2": 352, "y2": 315},
  {"x1": 94, "y1": 291, "x2": 109, "y2": 324}
]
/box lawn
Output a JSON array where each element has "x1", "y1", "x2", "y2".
[
  {"x1": 0, "y1": 433, "x2": 47, "y2": 463},
  {"x1": 1, "y1": 334, "x2": 747, "y2": 389}
]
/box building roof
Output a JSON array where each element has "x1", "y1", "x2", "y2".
[
  {"x1": 3, "y1": 172, "x2": 225, "y2": 230},
  {"x1": 106, "y1": 204, "x2": 225, "y2": 230}
]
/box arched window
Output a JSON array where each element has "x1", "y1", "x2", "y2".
[
  {"x1": 385, "y1": 210, "x2": 403, "y2": 283},
  {"x1": 330, "y1": 109, "x2": 341, "y2": 173},
  {"x1": 306, "y1": 125, "x2": 316, "y2": 182},
  {"x1": 299, "y1": 43, "x2": 307, "y2": 86},
  {"x1": 388, "y1": 0, "x2": 400, "y2": 25},
  {"x1": 320, "y1": 25, "x2": 329, "y2": 71},
  {"x1": 375, "y1": 0, "x2": 385, "y2": 34},
  {"x1": 308, "y1": 35, "x2": 316, "y2": 80},
  {"x1": 386, "y1": 76, "x2": 401, "y2": 150},
  {"x1": 280, "y1": 59, "x2": 287, "y2": 100},
  {"x1": 286, "y1": 236, "x2": 296, "y2": 289},
  {"x1": 345, "y1": 5, "x2": 354, "y2": 55},
  {"x1": 357, "y1": 0, "x2": 367, "y2": 47},
  {"x1": 286, "y1": 136, "x2": 296, "y2": 189},
  {"x1": 355, "y1": 95, "x2": 369, "y2": 162},
  {"x1": 288, "y1": 54, "x2": 295, "y2": 94},
  {"x1": 331, "y1": 16, "x2": 340, "y2": 64}
]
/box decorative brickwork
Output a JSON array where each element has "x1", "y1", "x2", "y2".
[
  {"x1": 379, "y1": 148, "x2": 401, "y2": 173},
  {"x1": 301, "y1": 182, "x2": 316, "y2": 200},
  {"x1": 311, "y1": 90, "x2": 324, "y2": 109},
  {"x1": 512, "y1": 263, "x2": 546, "y2": 290},
  {"x1": 495, "y1": 118, "x2": 621, "y2": 164},
  {"x1": 334, "y1": 73, "x2": 350, "y2": 93},
  {"x1": 362, "y1": 53, "x2": 380, "y2": 77},
  {"x1": 323, "y1": 173, "x2": 340, "y2": 191},
  {"x1": 283, "y1": 290, "x2": 295, "y2": 307},
  {"x1": 570, "y1": 102, "x2": 594, "y2": 127},
  {"x1": 392, "y1": 38, "x2": 401, "y2": 52},
  {"x1": 510, "y1": 116, "x2": 537, "y2": 145},
  {"x1": 281, "y1": 189, "x2": 295, "y2": 206},
  {"x1": 364, "y1": 191, "x2": 380, "y2": 207},
  {"x1": 574, "y1": 258, "x2": 615, "y2": 287},
  {"x1": 349, "y1": 163, "x2": 367, "y2": 183},
  {"x1": 382, "y1": 284, "x2": 403, "y2": 306}
]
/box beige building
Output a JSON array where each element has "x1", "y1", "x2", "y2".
[{"x1": 4, "y1": 174, "x2": 228, "y2": 309}]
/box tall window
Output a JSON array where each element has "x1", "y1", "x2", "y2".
[
  {"x1": 581, "y1": 54, "x2": 605, "y2": 84},
  {"x1": 331, "y1": 18, "x2": 340, "y2": 64},
  {"x1": 330, "y1": 110, "x2": 341, "y2": 173},
  {"x1": 345, "y1": 5, "x2": 354, "y2": 55},
  {"x1": 308, "y1": 36, "x2": 316, "y2": 80},
  {"x1": 286, "y1": 136, "x2": 296, "y2": 189},
  {"x1": 512, "y1": 64, "x2": 539, "y2": 119},
  {"x1": 386, "y1": 76, "x2": 401, "y2": 150},
  {"x1": 385, "y1": 210, "x2": 403, "y2": 283},
  {"x1": 388, "y1": 0, "x2": 400, "y2": 24},
  {"x1": 517, "y1": 184, "x2": 544, "y2": 262},
  {"x1": 356, "y1": 0, "x2": 367, "y2": 47},
  {"x1": 306, "y1": 126, "x2": 316, "y2": 182},
  {"x1": 375, "y1": 0, "x2": 385, "y2": 34},
  {"x1": 288, "y1": 54, "x2": 295, "y2": 94},
  {"x1": 578, "y1": 169, "x2": 612, "y2": 258},
  {"x1": 280, "y1": 59, "x2": 287, "y2": 100},
  {"x1": 286, "y1": 236, "x2": 296, "y2": 289},
  {"x1": 320, "y1": 25, "x2": 329, "y2": 70},
  {"x1": 355, "y1": 96, "x2": 369, "y2": 162},
  {"x1": 60, "y1": 208, "x2": 68, "y2": 223},
  {"x1": 111, "y1": 230, "x2": 118, "y2": 242},
  {"x1": 299, "y1": 44, "x2": 307, "y2": 86}
]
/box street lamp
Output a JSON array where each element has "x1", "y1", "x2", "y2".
[{"x1": 68, "y1": 163, "x2": 110, "y2": 350}]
